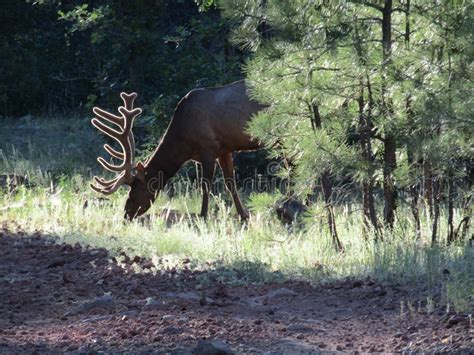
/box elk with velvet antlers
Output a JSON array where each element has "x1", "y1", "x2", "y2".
[{"x1": 90, "y1": 81, "x2": 262, "y2": 221}]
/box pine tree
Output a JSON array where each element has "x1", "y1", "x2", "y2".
[{"x1": 221, "y1": 0, "x2": 473, "y2": 243}]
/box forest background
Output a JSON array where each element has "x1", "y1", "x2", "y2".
[{"x1": 0, "y1": 0, "x2": 472, "y2": 312}]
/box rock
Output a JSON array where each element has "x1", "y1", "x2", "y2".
[
  {"x1": 244, "y1": 288, "x2": 298, "y2": 309},
  {"x1": 169, "y1": 347, "x2": 193, "y2": 355},
  {"x1": 286, "y1": 323, "x2": 312, "y2": 333},
  {"x1": 176, "y1": 316, "x2": 189, "y2": 325},
  {"x1": 275, "y1": 197, "x2": 308, "y2": 224},
  {"x1": 163, "y1": 326, "x2": 183, "y2": 335},
  {"x1": 161, "y1": 291, "x2": 216, "y2": 305},
  {"x1": 81, "y1": 315, "x2": 113, "y2": 323},
  {"x1": 64, "y1": 294, "x2": 115, "y2": 317},
  {"x1": 446, "y1": 315, "x2": 465, "y2": 328},
  {"x1": 194, "y1": 339, "x2": 233, "y2": 355},
  {"x1": 47, "y1": 259, "x2": 66, "y2": 268},
  {"x1": 164, "y1": 291, "x2": 200, "y2": 301},
  {"x1": 162, "y1": 314, "x2": 176, "y2": 322},
  {"x1": 269, "y1": 340, "x2": 319, "y2": 354},
  {"x1": 144, "y1": 297, "x2": 163, "y2": 309},
  {"x1": 255, "y1": 288, "x2": 298, "y2": 301},
  {"x1": 373, "y1": 286, "x2": 387, "y2": 297}
]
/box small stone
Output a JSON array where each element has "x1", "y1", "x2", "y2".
[
  {"x1": 194, "y1": 339, "x2": 233, "y2": 355},
  {"x1": 446, "y1": 315, "x2": 464, "y2": 328},
  {"x1": 287, "y1": 324, "x2": 312, "y2": 333},
  {"x1": 262, "y1": 288, "x2": 298, "y2": 300},
  {"x1": 163, "y1": 326, "x2": 183, "y2": 335},
  {"x1": 373, "y1": 286, "x2": 387, "y2": 297},
  {"x1": 177, "y1": 317, "x2": 189, "y2": 325},
  {"x1": 162, "y1": 314, "x2": 176, "y2": 322},
  {"x1": 144, "y1": 297, "x2": 162, "y2": 309},
  {"x1": 394, "y1": 332, "x2": 403, "y2": 338},
  {"x1": 64, "y1": 294, "x2": 115, "y2": 317}
]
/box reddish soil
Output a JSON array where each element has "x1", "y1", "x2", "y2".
[{"x1": 0, "y1": 230, "x2": 472, "y2": 354}]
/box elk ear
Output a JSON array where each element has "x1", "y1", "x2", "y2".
[{"x1": 135, "y1": 162, "x2": 146, "y2": 182}]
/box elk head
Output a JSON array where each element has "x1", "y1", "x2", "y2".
[{"x1": 90, "y1": 92, "x2": 155, "y2": 220}]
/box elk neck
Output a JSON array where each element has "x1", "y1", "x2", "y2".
[{"x1": 143, "y1": 128, "x2": 190, "y2": 188}]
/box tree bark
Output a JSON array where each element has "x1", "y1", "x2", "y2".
[
  {"x1": 460, "y1": 160, "x2": 473, "y2": 240},
  {"x1": 312, "y1": 103, "x2": 344, "y2": 252},
  {"x1": 404, "y1": 1, "x2": 421, "y2": 239},
  {"x1": 431, "y1": 177, "x2": 442, "y2": 245},
  {"x1": 357, "y1": 83, "x2": 380, "y2": 237},
  {"x1": 446, "y1": 175, "x2": 455, "y2": 244},
  {"x1": 353, "y1": 24, "x2": 380, "y2": 238},
  {"x1": 424, "y1": 161, "x2": 434, "y2": 217},
  {"x1": 321, "y1": 173, "x2": 344, "y2": 252},
  {"x1": 381, "y1": 0, "x2": 397, "y2": 229}
]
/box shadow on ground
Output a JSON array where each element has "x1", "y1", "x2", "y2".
[{"x1": 0, "y1": 230, "x2": 471, "y2": 354}]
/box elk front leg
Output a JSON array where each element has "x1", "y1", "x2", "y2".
[
  {"x1": 200, "y1": 157, "x2": 216, "y2": 219},
  {"x1": 218, "y1": 153, "x2": 250, "y2": 220}
]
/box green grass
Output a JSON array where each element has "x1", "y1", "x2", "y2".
[{"x1": 0, "y1": 117, "x2": 473, "y2": 313}]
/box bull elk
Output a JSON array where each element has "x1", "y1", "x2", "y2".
[{"x1": 90, "y1": 80, "x2": 263, "y2": 221}]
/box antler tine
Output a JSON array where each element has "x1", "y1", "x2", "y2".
[
  {"x1": 90, "y1": 171, "x2": 129, "y2": 195},
  {"x1": 120, "y1": 92, "x2": 137, "y2": 110},
  {"x1": 119, "y1": 92, "x2": 138, "y2": 162},
  {"x1": 90, "y1": 92, "x2": 142, "y2": 195},
  {"x1": 92, "y1": 107, "x2": 123, "y2": 127},
  {"x1": 93, "y1": 176, "x2": 117, "y2": 187},
  {"x1": 103, "y1": 144, "x2": 124, "y2": 160},
  {"x1": 90, "y1": 181, "x2": 122, "y2": 195},
  {"x1": 91, "y1": 119, "x2": 130, "y2": 172},
  {"x1": 91, "y1": 108, "x2": 140, "y2": 167},
  {"x1": 97, "y1": 156, "x2": 129, "y2": 172},
  {"x1": 128, "y1": 130, "x2": 136, "y2": 163}
]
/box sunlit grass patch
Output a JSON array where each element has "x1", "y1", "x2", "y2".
[{"x1": 0, "y1": 117, "x2": 472, "y2": 313}]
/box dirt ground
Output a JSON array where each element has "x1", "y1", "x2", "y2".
[{"x1": 0, "y1": 230, "x2": 472, "y2": 354}]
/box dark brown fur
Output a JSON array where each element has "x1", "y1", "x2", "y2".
[{"x1": 124, "y1": 80, "x2": 263, "y2": 220}]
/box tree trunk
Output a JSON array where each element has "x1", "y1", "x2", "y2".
[
  {"x1": 321, "y1": 173, "x2": 344, "y2": 253},
  {"x1": 460, "y1": 160, "x2": 473, "y2": 240},
  {"x1": 431, "y1": 177, "x2": 442, "y2": 245},
  {"x1": 407, "y1": 149, "x2": 421, "y2": 239},
  {"x1": 357, "y1": 82, "x2": 380, "y2": 238},
  {"x1": 423, "y1": 161, "x2": 434, "y2": 217},
  {"x1": 381, "y1": 0, "x2": 397, "y2": 229},
  {"x1": 311, "y1": 103, "x2": 344, "y2": 252},
  {"x1": 404, "y1": 2, "x2": 421, "y2": 239},
  {"x1": 447, "y1": 175, "x2": 455, "y2": 244},
  {"x1": 383, "y1": 137, "x2": 397, "y2": 228}
]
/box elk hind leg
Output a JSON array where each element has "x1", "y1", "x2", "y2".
[
  {"x1": 218, "y1": 153, "x2": 249, "y2": 220},
  {"x1": 199, "y1": 157, "x2": 216, "y2": 219}
]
